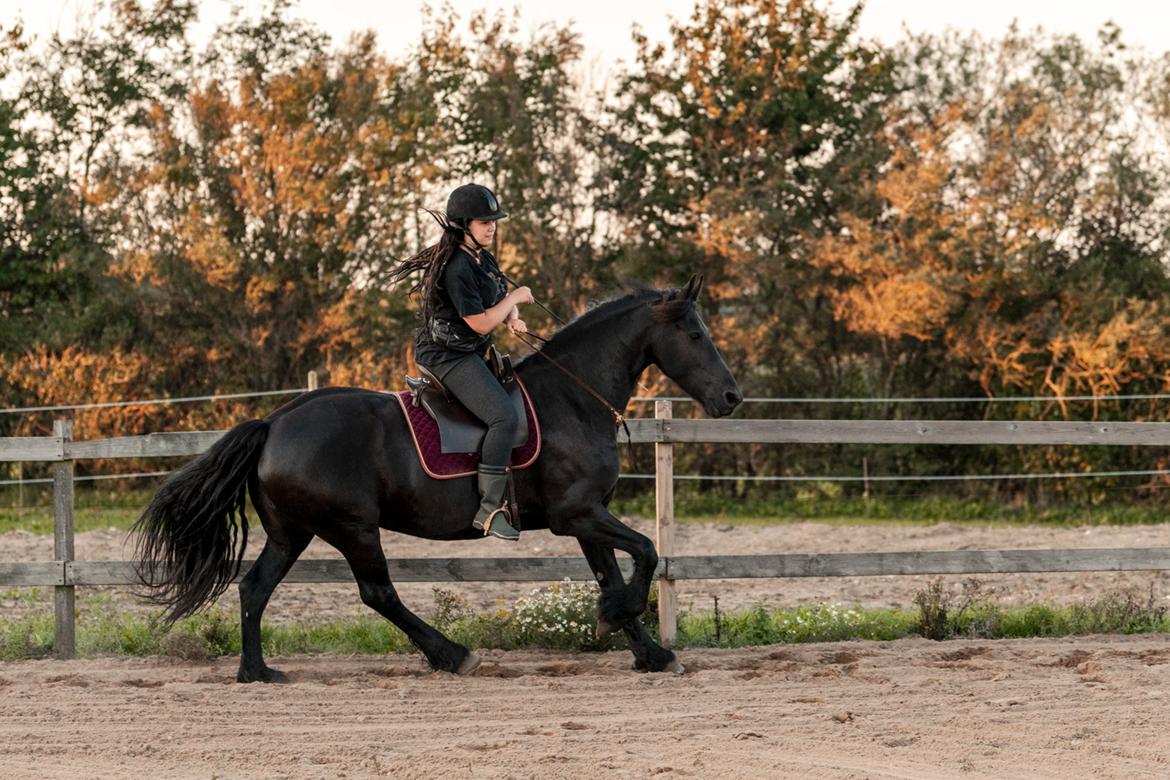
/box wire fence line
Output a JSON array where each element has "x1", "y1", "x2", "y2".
[
  {"x1": 0, "y1": 471, "x2": 173, "y2": 486},
  {"x1": 5, "y1": 389, "x2": 1170, "y2": 416},
  {"x1": 4, "y1": 468, "x2": 1170, "y2": 488},
  {"x1": 630, "y1": 394, "x2": 1170, "y2": 404},
  {"x1": 0, "y1": 388, "x2": 308, "y2": 416},
  {"x1": 3, "y1": 388, "x2": 1168, "y2": 489},
  {"x1": 622, "y1": 469, "x2": 1170, "y2": 483}
]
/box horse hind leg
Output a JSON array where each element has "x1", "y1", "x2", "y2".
[
  {"x1": 237, "y1": 529, "x2": 312, "y2": 683},
  {"x1": 328, "y1": 526, "x2": 480, "y2": 675}
]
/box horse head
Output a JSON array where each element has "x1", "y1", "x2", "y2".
[{"x1": 647, "y1": 274, "x2": 743, "y2": 417}]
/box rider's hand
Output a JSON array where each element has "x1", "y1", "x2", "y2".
[
  {"x1": 508, "y1": 318, "x2": 528, "y2": 334},
  {"x1": 510, "y1": 286, "x2": 534, "y2": 305}
]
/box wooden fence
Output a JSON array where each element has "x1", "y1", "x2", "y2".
[{"x1": 5, "y1": 399, "x2": 1170, "y2": 659}]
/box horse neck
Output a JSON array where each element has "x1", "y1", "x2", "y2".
[{"x1": 518, "y1": 301, "x2": 651, "y2": 416}]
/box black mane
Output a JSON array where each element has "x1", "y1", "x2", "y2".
[{"x1": 517, "y1": 285, "x2": 694, "y2": 364}]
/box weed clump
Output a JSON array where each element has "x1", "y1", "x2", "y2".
[
  {"x1": 911, "y1": 579, "x2": 1170, "y2": 641},
  {"x1": 160, "y1": 609, "x2": 235, "y2": 661},
  {"x1": 512, "y1": 578, "x2": 621, "y2": 651},
  {"x1": 1067, "y1": 587, "x2": 1167, "y2": 635}
]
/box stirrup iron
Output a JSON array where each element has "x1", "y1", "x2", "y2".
[{"x1": 479, "y1": 506, "x2": 513, "y2": 537}]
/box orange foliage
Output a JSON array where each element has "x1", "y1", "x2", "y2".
[{"x1": 809, "y1": 119, "x2": 961, "y2": 343}]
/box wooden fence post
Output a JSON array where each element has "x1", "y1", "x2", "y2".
[
  {"x1": 655, "y1": 400, "x2": 677, "y2": 645},
  {"x1": 52, "y1": 419, "x2": 75, "y2": 660},
  {"x1": 307, "y1": 370, "x2": 319, "y2": 391}
]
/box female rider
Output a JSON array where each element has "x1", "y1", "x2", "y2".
[{"x1": 389, "y1": 184, "x2": 533, "y2": 541}]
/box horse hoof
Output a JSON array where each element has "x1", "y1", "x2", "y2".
[
  {"x1": 595, "y1": 619, "x2": 614, "y2": 639},
  {"x1": 238, "y1": 666, "x2": 288, "y2": 684},
  {"x1": 664, "y1": 658, "x2": 685, "y2": 675},
  {"x1": 456, "y1": 652, "x2": 482, "y2": 676}
]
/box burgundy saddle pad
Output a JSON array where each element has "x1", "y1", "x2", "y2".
[{"x1": 392, "y1": 376, "x2": 541, "y2": 479}]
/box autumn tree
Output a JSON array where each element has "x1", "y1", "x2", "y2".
[
  {"x1": 404, "y1": 8, "x2": 604, "y2": 331},
  {"x1": 809, "y1": 25, "x2": 1170, "y2": 500},
  {"x1": 599, "y1": 0, "x2": 896, "y2": 400},
  {"x1": 109, "y1": 5, "x2": 430, "y2": 394},
  {"x1": 5, "y1": 0, "x2": 1170, "y2": 502},
  {"x1": 0, "y1": 1, "x2": 197, "y2": 439},
  {"x1": 1, "y1": 1, "x2": 195, "y2": 350},
  {"x1": 819, "y1": 25, "x2": 1170, "y2": 413}
]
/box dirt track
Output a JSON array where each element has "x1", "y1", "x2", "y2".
[
  {"x1": 4, "y1": 521, "x2": 1170, "y2": 777},
  {"x1": 2, "y1": 637, "x2": 1170, "y2": 779}
]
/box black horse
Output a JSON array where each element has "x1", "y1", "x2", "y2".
[{"x1": 134, "y1": 274, "x2": 742, "y2": 681}]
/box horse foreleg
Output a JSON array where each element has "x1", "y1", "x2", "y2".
[
  {"x1": 577, "y1": 540, "x2": 682, "y2": 673},
  {"x1": 554, "y1": 507, "x2": 658, "y2": 636},
  {"x1": 237, "y1": 531, "x2": 312, "y2": 683}
]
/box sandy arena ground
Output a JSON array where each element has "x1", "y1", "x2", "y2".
[
  {"x1": 2, "y1": 637, "x2": 1170, "y2": 779},
  {"x1": 3, "y1": 521, "x2": 1170, "y2": 776}
]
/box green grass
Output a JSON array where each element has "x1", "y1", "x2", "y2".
[
  {"x1": 0, "y1": 487, "x2": 152, "y2": 535},
  {"x1": 678, "y1": 603, "x2": 917, "y2": 646},
  {"x1": 2, "y1": 586, "x2": 1168, "y2": 662},
  {"x1": 610, "y1": 491, "x2": 1170, "y2": 527},
  {"x1": 4, "y1": 487, "x2": 1169, "y2": 535}
]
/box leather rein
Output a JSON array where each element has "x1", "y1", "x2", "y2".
[
  {"x1": 513, "y1": 330, "x2": 631, "y2": 441},
  {"x1": 497, "y1": 272, "x2": 634, "y2": 443}
]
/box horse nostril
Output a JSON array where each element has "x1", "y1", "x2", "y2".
[{"x1": 724, "y1": 389, "x2": 743, "y2": 407}]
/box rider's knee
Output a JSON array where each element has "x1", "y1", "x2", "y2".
[{"x1": 488, "y1": 404, "x2": 520, "y2": 435}]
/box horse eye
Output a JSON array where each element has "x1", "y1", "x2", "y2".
[{"x1": 689, "y1": 331, "x2": 702, "y2": 341}]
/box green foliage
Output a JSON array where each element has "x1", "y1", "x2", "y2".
[
  {"x1": 0, "y1": 610, "x2": 54, "y2": 660},
  {"x1": 0, "y1": 1, "x2": 196, "y2": 356},
  {"x1": 6, "y1": 483, "x2": 1170, "y2": 536},
  {"x1": 680, "y1": 602, "x2": 915, "y2": 646},
  {"x1": 261, "y1": 618, "x2": 414, "y2": 656},
  {"x1": 609, "y1": 490, "x2": 1170, "y2": 528},
  {"x1": 0, "y1": 486, "x2": 157, "y2": 534},
  {"x1": 913, "y1": 579, "x2": 952, "y2": 640},
  {"x1": 166, "y1": 608, "x2": 236, "y2": 657},
  {"x1": 437, "y1": 10, "x2": 605, "y2": 314},
  {"x1": 1066, "y1": 589, "x2": 1170, "y2": 634},
  {"x1": 911, "y1": 580, "x2": 1170, "y2": 640}
]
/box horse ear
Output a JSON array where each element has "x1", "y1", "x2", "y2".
[{"x1": 685, "y1": 274, "x2": 704, "y2": 300}]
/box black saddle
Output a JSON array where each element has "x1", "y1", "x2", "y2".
[{"x1": 405, "y1": 354, "x2": 529, "y2": 455}]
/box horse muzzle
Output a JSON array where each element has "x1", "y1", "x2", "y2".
[{"x1": 703, "y1": 386, "x2": 743, "y2": 418}]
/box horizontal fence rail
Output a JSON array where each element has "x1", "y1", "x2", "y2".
[
  {"x1": 5, "y1": 399, "x2": 1170, "y2": 658},
  {"x1": 8, "y1": 548, "x2": 1170, "y2": 589},
  {"x1": 7, "y1": 420, "x2": 1170, "y2": 462},
  {"x1": 665, "y1": 548, "x2": 1170, "y2": 578},
  {"x1": 627, "y1": 419, "x2": 1170, "y2": 446},
  {"x1": 0, "y1": 431, "x2": 226, "y2": 462},
  {"x1": 64, "y1": 558, "x2": 630, "y2": 586}
]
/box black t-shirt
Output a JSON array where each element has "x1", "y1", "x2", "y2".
[{"x1": 414, "y1": 247, "x2": 509, "y2": 371}]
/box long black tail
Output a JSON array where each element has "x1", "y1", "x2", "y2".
[{"x1": 132, "y1": 419, "x2": 269, "y2": 624}]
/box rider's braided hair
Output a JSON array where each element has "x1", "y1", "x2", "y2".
[{"x1": 388, "y1": 209, "x2": 467, "y2": 326}]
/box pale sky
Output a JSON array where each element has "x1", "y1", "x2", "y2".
[{"x1": 4, "y1": 0, "x2": 1170, "y2": 72}]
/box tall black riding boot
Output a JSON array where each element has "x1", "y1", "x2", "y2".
[{"x1": 472, "y1": 464, "x2": 519, "y2": 541}]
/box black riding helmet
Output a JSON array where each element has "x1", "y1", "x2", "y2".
[{"x1": 445, "y1": 183, "x2": 508, "y2": 226}]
